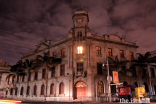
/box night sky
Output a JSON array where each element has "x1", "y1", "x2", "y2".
[{"x1": 0, "y1": 0, "x2": 156, "y2": 65}]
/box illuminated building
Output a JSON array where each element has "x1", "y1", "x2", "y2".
[
  {"x1": 0, "y1": 59, "x2": 10, "y2": 97},
  {"x1": 6, "y1": 9, "x2": 139, "y2": 102}
]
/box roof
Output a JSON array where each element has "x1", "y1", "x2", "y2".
[{"x1": 75, "y1": 8, "x2": 86, "y2": 12}]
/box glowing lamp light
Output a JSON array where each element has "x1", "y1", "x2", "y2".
[
  {"x1": 78, "y1": 46, "x2": 82, "y2": 54},
  {"x1": 80, "y1": 58, "x2": 83, "y2": 61}
]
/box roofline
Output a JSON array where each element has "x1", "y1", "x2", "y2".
[{"x1": 22, "y1": 36, "x2": 138, "y2": 59}]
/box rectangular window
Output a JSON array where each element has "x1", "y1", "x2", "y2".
[
  {"x1": 78, "y1": 46, "x2": 82, "y2": 54},
  {"x1": 108, "y1": 48, "x2": 112, "y2": 56},
  {"x1": 42, "y1": 69, "x2": 46, "y2": 79},
  {"x1": 120, "y1": 50, "x2": 124, "y2": 58},
  {"x1": 22, "y1": 76, "x2": 25, "y2": 82},
  {"x1": 61, "y1": 49, "x2": 65, "y2": 58},
  {"x1": 34, "y1": 72, "x2": 38, "y2": 80},
  {"x1": 151, "y1": 68, "x2": 155, "y2": 77},
  {"x1": 53, "y1": 52, "x2": 56, "y2": 57},
  {"x1": 12, "y1": 76, "x2": 15, "y2": 83},
  {"x1": 17, "y1": 75, "x2": 19, "y2": 83},
  {"x1": 97, "y1": 63, "x2": 102, "y2": 74},
  {"x1": 96, "y1": 47, "x2": 101, "y2": 55},
  {"x1": 51, "y1": 67, "x2": 55, "y2": 77},
  {"x1": 130, "y1": 52, "x2": 134, "y2": 60},
  {"x1": 28, "y1": 72, "x2": 31, "y2": 81},
  {"x1": 60, "y1": 65, "x2": 65, "y2": 76},
  {"x1": 77, "y1": 63, "x2": 83, "y2": 72}
]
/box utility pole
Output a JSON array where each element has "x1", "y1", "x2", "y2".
[{"x1": 103, "y1": 35, "x2": 111, "y2": 102}]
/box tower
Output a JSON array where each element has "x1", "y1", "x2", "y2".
[
  {"x1": 68, "y1": 8, "x2": 92, "y2": 38},
  {"x1": 72, "y1": 8, "x2": 89, "y2": 28}
]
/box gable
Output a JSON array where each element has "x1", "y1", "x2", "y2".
[{"x1": 109, "y1": 34, "x2": 123, "y2": 42}]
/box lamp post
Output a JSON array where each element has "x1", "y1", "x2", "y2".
[{"x1": 103, "y1": 35, "x2": 111, "y2": 102}]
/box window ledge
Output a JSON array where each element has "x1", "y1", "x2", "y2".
[
  {"x1": 97, "y1": 55, "x2": 102, "y2": 57},
  {"x1": 59, "y1": 75, "x2": 65, "y2": 77},
  {"x1": 50, "y1": 94, "x2": 55, "y2": 97},
  {"x1": 76, "y1": 54, "x2": 84, "y2": 57},
  {"x1": 59, "y1": 94, "x2": 65, "y2": 97}
]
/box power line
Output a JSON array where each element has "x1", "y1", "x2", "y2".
[
  {"x1": 0, "y1": 47, "x2": 27, "y2": 53},
  {"x1": 0, "y1": 40, "x2": 36, "y2": 49},
  {"x1": 0, "y1": 37, "x2": 37, "y2": 45},
  {"x1": 0, "y1": 30, "x2": 42, "y2": 41}
]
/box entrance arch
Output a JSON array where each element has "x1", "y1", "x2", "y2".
[{"x1": 74, "y1": 81, "x2": 86, "y2": 99}]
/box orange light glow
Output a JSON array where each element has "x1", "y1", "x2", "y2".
[
  {"x1": 78, "y1": 46, "x2": 82, "y2": 54},
  {"x1": 0, "y1": 100, "x2": 22, "y2": 104}
]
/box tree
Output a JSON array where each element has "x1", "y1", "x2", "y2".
[
  {"x1": 31, "y1": 51, "x2": 62, "y2": 97},
  {"x1": 130, "y1": 52, "x2": 156, "y2": 85},
  {"x1": 108, "y1": 55, "x2": 134, "y2": 84},
  {"x1": 6, "y1": 60, "x2": 26, "y2": 82},
  {"x1": 6, "y1": 60, "x2": 26, "y2": 95}
]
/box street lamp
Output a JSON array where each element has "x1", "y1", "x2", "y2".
[{"x1": 103, "y1": 35, "x2": 111, "y2": 102}]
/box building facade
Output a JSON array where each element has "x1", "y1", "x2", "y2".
[
  {"x1": 0, "y1": 59, "x2": 10, "y2": 97},
  {"x1": 6, "y1": 9, "x2": 139, "y2": 102}
]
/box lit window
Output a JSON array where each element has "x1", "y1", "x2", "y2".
[
  {"x1": 120, "y1": 50, "x2": 124, "y2": 58},
  {"x1": 78, "y1": 46, "x2": 82, "y2": 54},
  {"x1": 96, "y1": 47, "x2": 101, "y2": 55},
  {"x1": 108, "y1": 48, "x2": 112, "y2": 56},
  {"x1": 98, "y1": 81, "x2": 104, "y2": 94}
]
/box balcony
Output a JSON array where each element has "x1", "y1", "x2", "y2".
[{"x1": 75, "y1": 71, "x2": 87, "y2": 77}]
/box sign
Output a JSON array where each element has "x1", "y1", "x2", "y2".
[
  {"x1": 135, "y1": 87, "x2": 145, "y2": 98},
  {"x1": 112, "y1": 71, "x2": 119, "y2": 83}
]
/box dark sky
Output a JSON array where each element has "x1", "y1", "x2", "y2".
[{"x1": 0, "y1": 0, "x2": 156, "y2": 65}]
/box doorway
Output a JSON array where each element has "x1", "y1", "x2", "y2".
[{"x1": 74, "y1": 81, "x2": 86, "y2": 99}]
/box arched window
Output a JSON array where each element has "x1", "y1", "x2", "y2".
[
  {"x1": 98, "y1": 81, "x2": 104, "y2": 94},
  {"x1": 34, "y1": 85, "x2": 37, "y2": 95},
  {"x1": 41, "y1": 84, "x2": 45, "y2": 95},
  {"x1": 10, "y1": 88, "x2": 13, "y2": 95},
  {"x1": 20, "y1": 87, "x2": 24, "y2": 95},
  {"x1": 50, "y1": 83, "x2": 54, "y2": 94},
  {"x1": 42, "y1": 69, "x2": 46, "y2": 79},
  {"x1": 26, "y1": 86, "x2": 30, "y2": 95},
  {"x1": 59, "y1": 82, "x2": 64, "y2": 94},
  {"x1": 15, "y1": 87, "x2": 18, "y2": 95}
]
